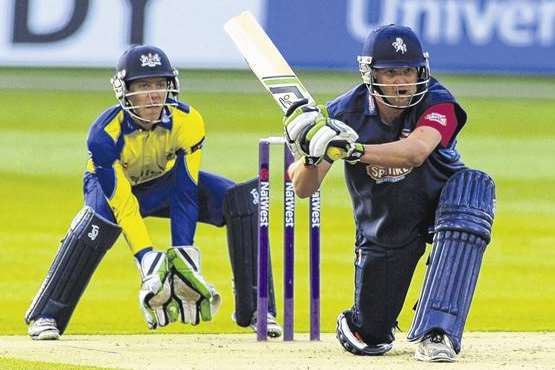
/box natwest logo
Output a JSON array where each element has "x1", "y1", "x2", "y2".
[
  {"x1": 347, "y1": 0, "x2": 555, "y2": 47},
  {"x1": 258, "y1": 181, "x2": 270, "y2": 227},
  {"x1": 310, "y1": 192, "x2": 321, "y2": 227},
  {"x1": 284, "y1": 182, "x2": 295, "y2": 227}
]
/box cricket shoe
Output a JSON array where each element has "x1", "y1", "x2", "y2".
[
  {"x1": 231, "y1": 312, "x2": 283, "y2": 338},
  {"x1": 415, "y1": 331, "x2": 457, "y2": 362},
  {"x1": 336, "y1": 311, "x2": 393, "y2": 356},
  {"x1": 249, "y1": 312, "x2": 283, "y2": 338},
  {"x1": 28, "y1": 317, "x2": 60, "y2": 340}
]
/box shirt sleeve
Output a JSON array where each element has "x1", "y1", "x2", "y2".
[
  {"x1": 87, "y1": 131, "x2": 152, "y2": 253},
  {"x1": 416, "y1": 103, "x2": 458, "y2": 147},
  {"x1": 175, "y1": 106, "x2": 205, "y2": 184}
]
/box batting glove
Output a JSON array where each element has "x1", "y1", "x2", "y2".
[
  {"x1": 299, "y1": 118, "x2": 360, "y2": 165},
  {"x1": 283, "y1": 98, "x2": 324, "y2": 158},
  {"x1": 324, "y1": 141, "x2": 365, "y2": 164}
]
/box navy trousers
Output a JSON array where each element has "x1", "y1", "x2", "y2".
[
  {"x1": 350, "y1": 236, "x2": 426, "y2": 345},
  {"x1": 83, "y1": 161, "x2": 234, "y2": 246}
]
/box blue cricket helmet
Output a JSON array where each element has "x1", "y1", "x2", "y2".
[
  {"x1": 111, "y1": 45, "x2": 180, "y2": 123},
  {"x1": 357, "y1": 25, "x2": 430, "y2": 108},
  {"x1": 116, "y1": 45, "x2": 177, "y2": 82}
]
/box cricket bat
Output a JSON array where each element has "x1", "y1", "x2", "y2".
[
  {"x1": 224, "y1": 11, "x2": 315, "y2": 113},
  {"x1": 224, "y1": 11, "x2": 345, "y2": 160}
]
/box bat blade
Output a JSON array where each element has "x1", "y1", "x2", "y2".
[{"x1": 224, "y1": 11, "x2": 314, "y2": 112}]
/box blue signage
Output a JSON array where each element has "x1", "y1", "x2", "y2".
[{"x1": 266, "y1": 0, "x2": 555, "y2": 74}]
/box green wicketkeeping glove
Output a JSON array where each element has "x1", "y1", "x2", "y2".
[
  {"x1": 136, "y1": 249, "x2": 180, "y2": 329},
  {"x1": 166, "y1": 246, "x2": 221, "y2": 325}
]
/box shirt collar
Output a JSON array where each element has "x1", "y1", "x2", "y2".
[{"x1": 122, "y1": 108, "x2": 172, "y2": 133}]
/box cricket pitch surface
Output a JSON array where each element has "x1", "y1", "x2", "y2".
[{"x1": 1, "y1": 332, "x2": 553, "y2": 369}]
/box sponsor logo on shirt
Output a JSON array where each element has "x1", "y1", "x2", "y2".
[
  {"x1": 129, "y1": 169, "x2": 164, "y2": 184},
  {"x1": 366, "y1": 165, "x2": 413, "y2": 184},
  {"x1": 424, "y1": 112, "x2": 447, "y2": 126}
]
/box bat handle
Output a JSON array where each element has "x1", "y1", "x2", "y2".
[{"x1": 325, "y1": 140, "x2": 351, "y2": 161}]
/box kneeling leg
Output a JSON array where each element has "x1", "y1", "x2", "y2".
[{"x1": 338, "y1": 239, "x2": 424, "y2": 354}]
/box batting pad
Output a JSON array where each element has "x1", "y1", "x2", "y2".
[
  {"x1": 25, "y1": 207, "x2": 121, "y2": 334},
  {"x1": 223, "y1": 178, "x2": 277, "y2": 326},
  {"x1": 408, "y1": 169, "x2": 495, "y2": 353}
]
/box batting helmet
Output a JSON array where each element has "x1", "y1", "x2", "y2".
[{"x1": 357, "y1": 25, "x2": 430, "y2": 109}]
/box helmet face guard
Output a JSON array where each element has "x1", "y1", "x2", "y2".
[
  {"x1": 358, "y1": 54, "x2": 430, "y2": 109},
  {"x1": 357, "y1": 25, "x2": 431, "y2": 109},
  {"x1": 111, "y1": 45, "x2": 180, "y2": 124}
]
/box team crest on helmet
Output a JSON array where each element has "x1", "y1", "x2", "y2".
[
  {"x1": 140, "y1": 53, "x2": 162, "y2": 67},
  {"x1": 392, "y1": 37, "x2": 407, "y2": 54}
]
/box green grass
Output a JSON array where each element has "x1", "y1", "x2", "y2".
[
  {"x1": 0, "y1": 357, "x2": 115, "y2": 370},
  {"x1": 0, "y1": 70, "x2": 554, "y2": 337}
]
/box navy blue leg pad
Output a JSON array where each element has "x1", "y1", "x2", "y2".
[
  {"x1": 223, "y1": 178, "x2": 277, "y2": 326},
  {"x1": 25, "y1": 207, "x2": 121, "y2": 334},
  {"x1": 407, "y1": 169, "x2": 495, "y2": 353}
]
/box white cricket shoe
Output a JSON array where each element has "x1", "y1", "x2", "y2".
[
  {"x1": 232, "y1": 311, "x2": 283, "y2": 338},
  {"x1": 28, "y1": 317, "x2": 60, "y2": 340},
  {"x1": 249, "y1": 312, "x2": 283, "y2": 338},
  {"x1": 415, "y1": 331, "x2": 457, "y2": 362}
]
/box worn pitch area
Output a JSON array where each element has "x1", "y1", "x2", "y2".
[{"x1": 0, "y1": 332, "x2": 554, "y2": 370}]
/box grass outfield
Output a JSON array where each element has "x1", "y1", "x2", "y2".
[
  {"x1": 0, "y1": 69, "x2": 553, "y2": 337},
  {"x1": 0, "y1": 357, "x2": 114, "y2": 370}
]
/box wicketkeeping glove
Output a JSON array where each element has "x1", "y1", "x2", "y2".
[
  {"x1": 136, "y1": 249, "x2": 180, "y2": 329},
  {"x1": 283, "y1": 98, "x2": 324, "y2": 158},
  {"x1": 167, "y1": 246, "x2": 222, "y2": 325}
]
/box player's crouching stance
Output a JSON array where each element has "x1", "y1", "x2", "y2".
[
  {"x1": 284, "y1": 25, "x2": 495, "y2": 362},
  {"x1": 25, "y1": 45, "x2": 281, "y2": 339}
]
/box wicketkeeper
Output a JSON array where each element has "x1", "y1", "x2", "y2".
[{"x1": 25, "y1": 45, "x2": 281, "y2": 340}]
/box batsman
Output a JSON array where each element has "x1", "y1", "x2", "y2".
[
  {"x1": 284, "y1": 25, "x2": 495, "y2": 362},
  {"x1": 25, "y1": 45, "x2": 281, "y2": 340}
]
